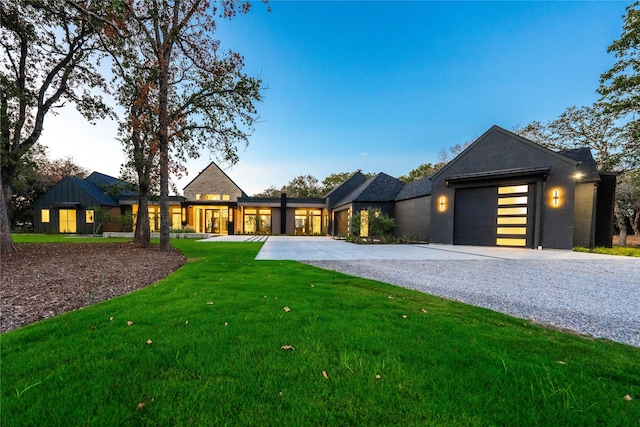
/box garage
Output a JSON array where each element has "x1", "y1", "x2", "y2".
[{"x1": 453, "y1": 183, "x2": 536, "y2": 248}]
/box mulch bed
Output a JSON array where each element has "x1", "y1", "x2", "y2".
[{"x1": 1, "y1": 243, "x2": 186, "y2": 332}]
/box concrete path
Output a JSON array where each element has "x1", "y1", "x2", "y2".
[{"x1": 200, "y1": 235, "x2": 628, "y2": 261}]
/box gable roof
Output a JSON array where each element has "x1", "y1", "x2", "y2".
[
  {"x1": 560, "y1": 147, "x2": 601, "y2": 182},
  {"x1": 395, "y1": 176, "x2": 432, "y2": 201},
  {"x1": 85, "y1": 172, "x2": 138, "y2": 199},
  {"x1": 430, "y1": 125, "x2": 579, "y2": 182},
  {"x1": 336, "y1": 172, "x2": 405, "y2": 206},
  {"x1": 183, "y1": 162, "x2": 247, "y2": 197}
]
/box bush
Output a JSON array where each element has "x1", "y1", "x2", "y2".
[{"x1": 350, "y1": 207, "x2": 395, "y2": 240}]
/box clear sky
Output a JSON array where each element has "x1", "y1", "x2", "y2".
[{"x1": 39, "y1": 1, "x2": 628, "y2": 196}]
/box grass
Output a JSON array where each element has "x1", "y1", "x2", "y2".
[
  {"x1": 574, "y1": 245, "x2": 640, "y2": 257},
  {"x1": 2, "y1": 238, "x2": 639, "y2": 426}
]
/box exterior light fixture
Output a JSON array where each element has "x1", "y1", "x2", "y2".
[
  {"x1": 550, "y1": 188, "x2": 562, "y2": 207},
  {"x1": 439, "y1": 196, "x2": 446, "y2": 212},
  {"x1": 574, "y1": 172, "x2": 584, "y2": 180}
]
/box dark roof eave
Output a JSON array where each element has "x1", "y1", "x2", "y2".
[{"x1": 445, "y1": 165, "x2": 551, "y2": 186}]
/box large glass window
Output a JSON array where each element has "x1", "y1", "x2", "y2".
[
  {"x1": 294, "y1": 209, "x2": 323, "y2": 235},
  {"x1": 86, "y1": 210, "x2": 95, "y2": 224},
  {"x1": 41, "y1": 209, "x2": 50, "y2": 223},
  {"x1": 59, "y1": 209, "x2": 77, "y2": 233},
  {"x1": 171, "y1": 206, "x2": 182, "y2": 229},
  {"x1": 244, "y1": 208, "x2": 271, "y2": 234}
]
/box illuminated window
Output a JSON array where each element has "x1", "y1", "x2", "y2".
[
  {"x1": 496, "y1": 238, "x2": 527, "y2": 247},
  {"x1": 171, "y1": 207, "x2": 182, "y2": 229},
  {"x1": 86, "y1": 210, "x2": 95, "y2": 224},
  {"x1": 41, "y1": 209, "x2": 50, "y2": 223},
  {"x1": 222, "y1": 194, "x2": 230, "y2": 201},
  {"x1": 498, "y1": 207, "x2": 527, "y2": 216},
  {"x1": 244, "y1": 208, "x2": 271, "y2": 234},
  {"x1": 195, "y1": 194, "x2": 202, "y2": 200},
  {"x1": 497, "y1": 217, "x2": 527, "y2": 225},
  {"x1": 294, "y1": 209, "x2": 323, "y2": 235},
  {"x1": 498, "y1": 185, "x2": 528, "y2": 194},
  {"x1": 205, "y1": 194, "x2": 221, "y2": 201},
  {"x1": 59, "y1": 209, "x2": 77, "y2": 233},
  {"x1": 360, "y1": 210, "x2": 369, "y2": 237},
  {"x1": 497, "y1": 227, "x2": 527, "y2": 235},
  {"x1": 498, "y1": 196, "x2": 528, "y2": 205}
]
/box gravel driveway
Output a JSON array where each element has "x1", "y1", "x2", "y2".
[{"x1": 304, "y1": 258, "x2": 640, "y2": 347}]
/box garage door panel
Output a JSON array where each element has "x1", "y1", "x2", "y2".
[{"x1": 453, "y1": 187, "x2": 497, "y2": 246}]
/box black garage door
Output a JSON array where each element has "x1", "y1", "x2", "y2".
[
  {"x1": 454, "y1": 184, "x2": 534, "y2": 247},
  {"x1": 453, "y1": 187, "x2": 497, "y2": 246}
]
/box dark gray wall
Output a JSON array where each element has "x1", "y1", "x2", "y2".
[
  {"x1": 394, "y1": 196, "x2": 431, "y2": 241},
  {"x1": 33, "y1": 177, "x2": 111, "y2": 234},
  {"x1": 430, "y1": 127, "x2": 581, "y2": 249},
  {"x1": 572, "y1": 182, "x2": 597, "y2": 248}
]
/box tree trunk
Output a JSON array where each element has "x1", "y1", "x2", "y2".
[
  {"x1": 632, "y1": 210, "x2": 639, "y2": 235},
  {"x1": 0, "y1": 177, "x2": 17, "y2": 254},
  {"x1": 134, "y1": 192, "x2": 151, "y2": 247},
  {"x1": 614, "y1": 202, "x2": 627, "y2": 246}
]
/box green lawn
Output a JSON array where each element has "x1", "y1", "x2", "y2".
[
  {"x1": 574, "y1": 245, "x2": 640, "y2": 257},
  {"x1": 2, "y1": 238, "x2": 639, "y2": 426}
]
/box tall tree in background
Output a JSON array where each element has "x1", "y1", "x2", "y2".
[
  {"x1": 11, "y1": 143, "x2": 88, "y2": 230},
  {"x1": 599, "y1": 1, "x2": 640, "y2": 169},
  {"x1": 118, "y1": 0, "x2": 264, "y2": 251},
  {"x1": 1, "y1": 0, "x2": 111, "y2": 254}
]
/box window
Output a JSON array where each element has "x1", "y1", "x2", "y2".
[
  {"x1": 195, "y1": 194, "x2": 203, "y2": 200},
  {"x1": 86, "y1": 210, "x2": 95, "y2": 224},
  {"x1": 171, "y1": 207, "x2": 182, "y2": 229},
  {"x1": 294, "y1": 209, "x2": 323, "y2": 235},
  {"x1": 244, "y1": 208, "x2": 271, "y2": 234},
  {"x1": 59, "y1": 209, "x2": 77, "y2": 233},
  {"x1": 205, "y1": 194, "x2": 220, "y2": 201},
  {"x1": 496, "y1": 185, "x2": 529, "y2": 247},
  {"x1": 41, "y1": 209, "x2": 50, "y2": 223},
  {"x1": 222, "y1": 194, "x2": 230, "y2": 201}
]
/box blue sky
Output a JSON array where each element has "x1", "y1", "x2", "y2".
[{"x1": 40, "y1": 1, "x2": 628, "y2": 196}]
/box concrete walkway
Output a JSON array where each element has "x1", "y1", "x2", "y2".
[{"x1": 199, "y1": 235, "x2": 627, "y2": 260}]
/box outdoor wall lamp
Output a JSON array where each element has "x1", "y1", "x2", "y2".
[
  {"x1": 439, "y1": 196, "x2": 447, "y2": 212},
  {"x1": 551, "y1": 188, "x2": 562, "y2": 207}
]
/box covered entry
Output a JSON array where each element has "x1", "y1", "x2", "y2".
[{"x1": 453, "y1": 184, "x2": 536, "y2": 247}]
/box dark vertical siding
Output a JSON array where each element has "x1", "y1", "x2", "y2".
[{"x1": 394, "y1": 196, "x2": 431, "y2": 241}]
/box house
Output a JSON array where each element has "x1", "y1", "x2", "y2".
[
  {"x1": 428, "y1": 126, "x2": 615, "y2": 249},
  {"x1": 33, "y1": 125, "x2": 616, "y2": 248}
]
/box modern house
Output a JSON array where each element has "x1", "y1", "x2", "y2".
[{"x1": 33, "y1": 125, "x2": 616, "y2": 248}]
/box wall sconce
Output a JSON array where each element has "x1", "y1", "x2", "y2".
[
  {"x1": 550, "y1": 188, "x2": 562, "y2": 207},
  {"x1": 438, "y1": 196, "x2": 447, "y2": 212}
]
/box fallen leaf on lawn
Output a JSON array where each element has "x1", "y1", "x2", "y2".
[
  {"x1": 375, "y1": 374, "x2": 381, "y2": 379},
  {"x1": 281, "y1": 345, "x2": 295, "y2": 351},
  {"x1": 284, "y1": 306, "x2": 291, "y2": 312},
  {"x1": 556, "y1": 360, "x2": 566, "y2": 365},
  {"x1": 224, "y1": 322, "x2": 228, "y2": 326},
  {"x1": 310, "y1": 284, "x2": 315, "y2": 287},
  {"x1": 146, "y1": 339, "x2": 152, "y2": 345},
  {"x1": 127, "y1": 321, "x2": 134, "y2": 326},
  {"x1": 137, "y1": 402, "x2": 146, "y2": 410},
  {"x1": 402, "y1": 315, "x2": 408, "y2": 319},
  {"x1": 206, "y1": 302, "x2": 213, "y2": 305},
  {"x1": 322, "y1": 371, "x2": 329, "y2": 379},
  {"x1": 624, "y1": 394, "x2": 633, "y2": 401},
  {"x1": 185, "y1": 320, "x2": 189, "y2": 325},
  {"x1": 109, "y1": 316, "x2": 114, "y2": 321},
  {"x1": 388, "y1": 295, "x2": 394, "y2": 299},
  {"x1": 421, "y1": 308, "x2": 428, "y2": 313}
]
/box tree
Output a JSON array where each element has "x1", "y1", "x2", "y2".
[
  {"x1": 11, "y1": 143, "x2": 88, "y2": 230},
  {"x1": 253, "y1": 185, "x2": 281, "y2": 197},
  {"x1": 281, "y1": 175, "x2": 322, "y2": 198},
  {"x1": 115, "y1": 0, "x2": 264, "y2": 252},
  {"x1": 598, "y1": 1, "x2": 640, "y2": 168},
  {"x1": 1, "y1": 0, "x2": 112, "y2": 253},
  {"x1": 320, "y1": 170, "x2": 373, "y2": 194},
  {"x1": 398, "y1": 162, "x2": 444, "y2": 183},
  {"x1": 514, "y1": 104, "x2": 638, "y2": 244},
  {"x1": 514, "y1": 104, "x2": 626, "y2": 171}
]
